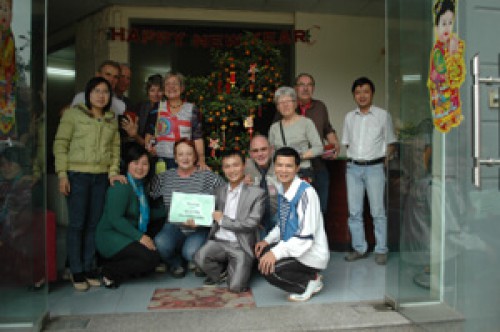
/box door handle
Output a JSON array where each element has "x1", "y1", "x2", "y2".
[{"x1": 471, "y1": 53, "x2": 500, "y2": 189}]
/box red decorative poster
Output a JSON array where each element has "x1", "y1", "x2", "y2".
[
  {"x1": 0, "y1": 0, "x2": 17, "y2": 137},
  {"x1": 428, "y1": 0, "x2": 465, "y2": 133}
]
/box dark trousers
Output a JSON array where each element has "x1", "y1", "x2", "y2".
[
  {"x1": 260, "y1": 245, "x2": 318, "y2": 294},
  {"x1": 102, "y1": 242, "x2": 160, "y2": 283}
]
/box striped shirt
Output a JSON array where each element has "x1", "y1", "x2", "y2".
[{"x1": 150, "y1": 169, "x2": 226, "y2": 216}]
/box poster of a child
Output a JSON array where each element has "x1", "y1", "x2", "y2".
[{"x1": 427, "y1": 0, "x2": 466, "y2": 133}]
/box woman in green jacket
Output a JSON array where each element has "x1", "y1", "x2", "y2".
[
  {"x1": 53, "y1": 77, "x2": 123, "y2": 291},
  {"x1": 96, "y1": 144, "x2": 164, "y2": 288}
]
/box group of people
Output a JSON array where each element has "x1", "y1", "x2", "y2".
[{"x1": 52, "y1": 60, "x2": 395, "y2": 302}]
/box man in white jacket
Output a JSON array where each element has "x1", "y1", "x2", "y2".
[{"x1": 255, "y1": 147, "x2": 330, "y2": 302}]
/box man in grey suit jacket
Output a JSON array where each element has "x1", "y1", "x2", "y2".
[{"x1": 195, "y1": 150, "x2": 265, "y2": 293}]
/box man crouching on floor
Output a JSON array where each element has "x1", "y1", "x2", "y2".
[
  {"x1": 195, "y1": 150, "x2": 265, "y2": 292},
  {"x1": 255, "y1": 147, "x2": 330, "y2": 302}
]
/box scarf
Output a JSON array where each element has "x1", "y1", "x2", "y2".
[{"x1": 127, "y1": 173, "x2": 150, "y2": 232}]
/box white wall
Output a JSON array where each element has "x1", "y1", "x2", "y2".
[{"x1": 295, "y1": 12, "x2": 386, "y2": 149}]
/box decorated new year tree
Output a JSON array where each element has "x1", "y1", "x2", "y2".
[{"x1": 185, "y1": 32, "x2": 285, "y2": 171}]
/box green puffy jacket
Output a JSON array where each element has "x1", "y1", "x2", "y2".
[{"x1": 53, "y1": 104, "x2": 120, "y2": 178}]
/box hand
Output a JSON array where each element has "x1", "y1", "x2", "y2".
[
  {"x1": 139, "y1": 235, "x2": 156, "y2": 250},
  {"x1": 449, "y1": 34, "x2": 458, "y2": 55},
  {"x1": 109, "y1": 175, "x2": 127, "y2": 186},
  {"x1": 258, "y1": 251, "x2": 276, "y2": 275},
  {"x1": 145, "y1": 135, "x2": 158, "y2": 156},
  {"x1": 121, "y1": 114, "x2": 138, "y2": 138},
  {"x1": 197, "y1": 162, "x2": 211, "y2": 171},
  {"x1": 59, "y1": 177, "x2": 70, "y2": 196},
  {"x1": 212, "y1": 211, "x2": 223, "y2": 224},
  {"x1": 254, "y1": 240, "x2": 269, "y2": 258},
  {"x1": 183, "y1": 219, "x2": 197, "y2": 229},
  {"x1": 243, "y1": 174, "x2": 253, "y2": 185}
]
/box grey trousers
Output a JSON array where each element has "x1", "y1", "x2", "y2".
[{"x1": 194, "y1": 239, "x2": 254, "y2": 293}]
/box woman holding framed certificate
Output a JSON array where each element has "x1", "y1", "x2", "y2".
[{"x1": 150, "y1": 139, "x2": 225, "y2": 278}]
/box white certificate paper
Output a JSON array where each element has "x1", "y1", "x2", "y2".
[{"x1": 169, "y1": 192, "x2": 215, "y2": 227}]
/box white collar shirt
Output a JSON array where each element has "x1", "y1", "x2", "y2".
[
  {"x1": 341, "y1": 105, "x2": 396, "y2": 161},
  {"x1": 214, "y1": 182, "x2": 243, "y2": 242}
]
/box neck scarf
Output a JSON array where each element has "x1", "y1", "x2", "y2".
[{"x1": 127, "y1": 173, "x2": 150, "y2": 232}]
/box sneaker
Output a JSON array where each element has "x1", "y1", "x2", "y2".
[
  {"x1": 85, "y1": 270, "x2": 102, "y2": 287},
  {"x1": 288, "y1": 275, "x2": 323, "y2": 302},
  {"x1": 374, "y1": 253, "x2": 387, "y2": 265},
  {"x1": 155, "y1": 263, "x2": 167, "y2": 273},
  {"x1": 170, "y1": 266, "x2": 186, "y2": 278},
  {"x1": 344, "y1": 251, "x2": 369, "y2": 262},
  {"x1": 71, "y1": 273, "x2": 89, "y2": 292}
]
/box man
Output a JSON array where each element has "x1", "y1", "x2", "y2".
[
  {"x1": 244, "y1": 135, "x2": 278, "y2": 237},
  {"x1": 195, "y1": 150, "x2": 265, "y2": 293},
  {"x1": 341, "y1": 77, "x2": 396, "y2": 265},
  {"x1": 71, "y1": 60, "x2": 125, "y2": 116},
  {"x1": 114, "y1": 63, "x2": 133, "y2": 110},
  {"x1": 294, "y1": 73, "x2": 340, "y2": 217},
  {"x1": 255, "y1": 147, "x2": 329, "y2": 302}
]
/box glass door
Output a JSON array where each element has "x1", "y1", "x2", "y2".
[
  {"x1": 0, "y1": 0, "x2": 47, "y2": 330},
  {"x1": 386, "y1": 0, "x2": 500, "y2": 330}
]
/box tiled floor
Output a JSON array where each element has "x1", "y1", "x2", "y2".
[{"x1": 48, "y1": 252, "x2": 388, "y2": 316}]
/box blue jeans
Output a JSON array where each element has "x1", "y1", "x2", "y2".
[
  {"x1": 312, "y1": 167, "x2": 330, "y2": 215},
  {"x1": 154, "y1": 223, "x2": 209, "y2": 269},
  {"x1": 66, "y1": 172, "x2": 108, "y2": 274},
  {"x1": 346, "y1": 163, "x2": 388, "y2": 254}
]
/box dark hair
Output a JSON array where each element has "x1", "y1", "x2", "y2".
[
  {"x1": 145, "y1": 74, "x2": 164, "y2": 95},
  {"x1": 97, "y1": 60, "x2": 121, "y2": 74},
  {"x1": 273, "y1": 147, "x2": 300, "y2": 166},
  {"x1": 434, "y1": 0, "x2": 455, "y2": 26},
  {"x1": 122, "y1": 143, "x2": 152, "y2": 182},
  {"x1": 221, "y1": 150, "x2": 246, "y2": 165},
  {"x1": 0, "y1": 146, "x2": 28, "y2": 169},
  {"x1": 173, "y1": 138, "x2": 198, "y2": 165},
  {"x1": 351, "y1": 77, "x2": 375, "y2": 94},
  {"x1": 84, "y1": 77, "x2": 113, "y2": 111},
  {"x1": 295, "y1": 73, "x2": 315, "y2": 86}
]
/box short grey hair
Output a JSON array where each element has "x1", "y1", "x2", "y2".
[
  {"x1": 164, "y1": 71, "x2": 185, "y2": 89},
  {"x1": 274, "y1": 86, "x2": 297, "y2": 105}
]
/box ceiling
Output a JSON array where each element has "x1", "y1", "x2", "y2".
[{"x1": 48, "y1": 0, "x2": 385, "y2": 34}]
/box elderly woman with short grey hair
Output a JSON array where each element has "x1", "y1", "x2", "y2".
[{"x1": 268, "y1": 86, "x2": 323, "y2": 179}]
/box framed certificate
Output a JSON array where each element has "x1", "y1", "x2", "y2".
[{"x1": 168, "y1": 192, "x2": 215, "y2": 227}]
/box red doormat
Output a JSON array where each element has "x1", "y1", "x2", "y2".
[{"x1": 148, "y1": 287, "x2": 255, "y2": 310}]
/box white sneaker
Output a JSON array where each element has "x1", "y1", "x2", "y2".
[{"x1": 288, "y1": 275, "x2": 323, "y2": 302}]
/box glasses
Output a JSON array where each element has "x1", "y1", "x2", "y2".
[
  {"x1": 91, "y1": 88, "x2": 109, "y2": 95},
  {"x1": 296, "y1": 83, "x2": 314, "y2": 87},
  {"x1": 250, "y1": 147, "x2": 269, "y2": 153},
  {"x1": 277, "y1": 99, "x2": 295, "y2": 105}
]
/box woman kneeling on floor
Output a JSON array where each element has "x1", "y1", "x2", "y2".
[{"x1": 96, "y1": 144, "x2": 165, "y2": 288}]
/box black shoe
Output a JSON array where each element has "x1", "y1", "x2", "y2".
[
  {"x1": 194, "y1": 267, "x2": 206, "y2": 277},
  {"x1": 103, "y1": 276, "x2": 119, "y2": 289},
  {"x1": 203, "y1": 277, "x2": 220, "y2": 287}
]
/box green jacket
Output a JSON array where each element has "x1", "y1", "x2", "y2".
[
  {"x1": 96, "y1": 182, "x2": 166, "y2": 258},
  {"x1": 53, "y1": 105, "x2": 120, "y2": 178}
]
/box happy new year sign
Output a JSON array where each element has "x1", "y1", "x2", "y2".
[{"x1": 106, "y1": 26, "x2": 319, "y2": 47}]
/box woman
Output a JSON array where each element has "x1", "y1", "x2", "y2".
[
  {"x1": 268, "y1": 86, "x2": 323, "y2": 180},
  {"x1": 151, "y1": 139, "x2": 225, "y2": 277},
  {"x1": 96, "y1": 144, "x2": 164, "y2": 289},
  {"x1": 145, "y1": 71, "x2": 208, "y2": 171},
  {"x1": 121, "y1": 73, "x2": 164, "y2": 147},
  {"x1": 53, "y1": 77, "x2": 123, "y2": 291}
]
